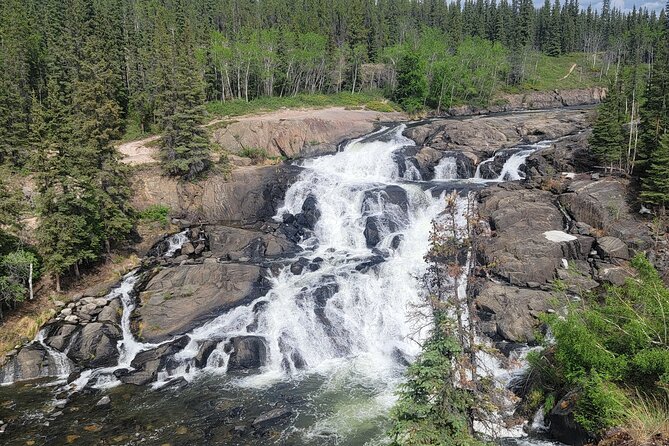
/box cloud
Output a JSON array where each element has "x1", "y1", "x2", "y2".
[{"x1": 534, "y1": 0, "x2": 664, "y2": 12}]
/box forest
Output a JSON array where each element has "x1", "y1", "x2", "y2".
[{"x1": 0, "y1": 0, "x2": 667, "y2": 321}]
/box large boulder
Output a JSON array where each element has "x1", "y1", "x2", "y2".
[
  {"x1": 137, "y1": 263, "x2": 270, "y2": 342},
  {"x1": 211, "y1": 108, "x2": 405, "y2": 159},
  {"x1": 66, "y1": 322, "x2": 122, "y2": 368},
  {"x1": 405, "y1": 109, "x2": 592, "y2": 159},
  {"x1": 559, "y1": 179, "x2": 651, "y2": 251},
  {"x1": 476, "y1": 283, "x2": 556, "y2": 343},
  {"x1": 478, "y1": 185, "x2": 586, "y2": 285},
  {"x1": 132, "y1": 165, "x2": 301, "y2": 225},
  {"x1": 227, "y1": 336, "x2": 267, "y2": 372},
  {"x1": 206, "y1": 225, "x2": 299, "y2": 261},
  {"x1": 0, "y1": 343, "x2": 72, "y2": 383},
  {"x1": 118, "y1": 336, "x2": 190, "y2": 386}
]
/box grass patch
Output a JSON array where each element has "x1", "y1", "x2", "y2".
[
  {"x1": 503, "y1": 52, "x2": 606, "y2": 93},
  {"x1": 0, "y1": 308, "x2": 56, "y2": 355},
  {"x1": 206, "y1": 91, "x2": 390, "y2": 118},
  {"x1": 138, "y1": 204, "x2": 170, "y2": 227}
]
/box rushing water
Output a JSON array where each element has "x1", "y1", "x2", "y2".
[{"x1": 0, "y1": 125, "x2": 554, "y2": 445}]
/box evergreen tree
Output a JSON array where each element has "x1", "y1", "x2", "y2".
[
  {"x1": 393, "y1": 51, "x2": 428, "y2": 113},
  {"x1": 589, "y1": 79, "x2": 626, "y2": 170},
  {"x1": 156, "y1": 21, "x2": 212, "y2": 180},
  {"x1": 641, "y1": 133, "x2": 669, "y2": 211}
]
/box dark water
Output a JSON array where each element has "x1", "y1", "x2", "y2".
[{"x1": 0, "y1": 370, "x2": 395, "y2": 445}]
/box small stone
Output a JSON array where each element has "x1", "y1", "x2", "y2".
[
  {"x1": 93, "y1": 298, "x2": 108, "y2": 307},
  {"x1": 181, "y1": 242, "x2": 195, "y2": 256},
  {"x1": 64, "y1": 315, "x2": 79, "y2": 324},
  {"x1": 526, "y1": 282, "x2": 541, "y2": 289},
  {"x1": 61, "y1": 308, "x2": 72, "y2": 316},
  {"x1": 591, "y1": 173, "x2": 600, "y2": 180},
  {"x1": 96, "y1": 396, "x2": 111, "y2": 407},
  {"x1": 53, "y1": 300, "x2": 66, "y2": 308}
]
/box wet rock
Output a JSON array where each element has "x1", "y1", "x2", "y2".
[
  {"x1": 290, "y1": 257, "x2": 310, "y2": 275},
  {"x1": 355, "y1": 255, "x2": 385, "y2": 273},
  {"x1": 137, "y1": 263, "x2": 270, "y2": 343},
  {"x1": 207, "y1": 225, "x2": 298, "y2": 261},
  {"x1": 548, "y1": 391, "x2": 592, "y2": 446},
  {"x1": 0, "y1": 343, "x2": 71, "y2": 383},
  {"x1": 252, "y1": 407, "x2": 293, "y2": 429},
  {"x1": 596, "y1": 236, "x2": 629, "y2": 260},
  {"x1": 194, "y1": 340, "x2": 219, "y2": 368},
  {"x1": 95, "y1": 396, "x2": 111, "y2": 407},
  {"x1": 476, "y1": 283, "x2": 557, "y2": 343},
  {"x1": 44, "y1": 324, "x2": 79, "y2": 351},
  {"x1": 363, "y1": 217, "x2": 382, "y2": 248},
  {"x1": 296, "y1": 195, "x2": 320, "y2": 230},
  {"x1": 159, "y1": 376, "x2": 188, "y2": 391},
  {"x1": 227, "y1": 336, "x2": 267, "y2": 372},
  {"x1": 66, "y1": 323, "x2": 122, "y2": 368},
  {"x1": 362, "y1": 185, "x2": 409, "y2": 214},
  {"x1": 120, "y1": 336, "x2": 190, "y2": 386}
]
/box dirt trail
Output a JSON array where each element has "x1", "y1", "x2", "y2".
[
  {"x1": 117, "y1": 107, "x2": 404, "y2": 165},
  {"x1": 118, "y1": 135, "x2": 161, "y2": 165}
]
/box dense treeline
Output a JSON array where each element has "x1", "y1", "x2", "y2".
[
  {"x1": 588, "y1": 3, "x2": 669, "y2": 211},
  {"x1": 0, "y1": 0, "x2": 666, "y2": 295}
]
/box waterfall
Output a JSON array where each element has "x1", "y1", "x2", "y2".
[
  {"x1": 434, "y1": 156, "x2": 458, "y2": 180},
  {"x1": 3, "y1": 124, "x2": 553, "y2": 445},
  {"x1": 474, "y1": 139, "x2": 553, "y2": 182}
]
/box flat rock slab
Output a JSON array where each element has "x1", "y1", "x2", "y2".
[
  {"x1": 137, "y1": 263, "x2": 270, "y2": 342},
  {"x1": 206, "y1": 225, "x2": 298, "y2": 260},
  {"x1": 478, "y1": 186, "x2": 586, "y2": 285}
]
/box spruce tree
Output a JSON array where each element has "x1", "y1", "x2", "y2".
[
  {"x1": 589, "y1": 79, "x2": 626, "y2": 171},
  {"x1": 155, "y1": 20, "x2": 211, "y2": 180},
  {"x1": 393, "y1": 51, "x2": 428, "y2": 113},
  {"x1": 641, "y1": 133, "x2": 669, "y2": 211}
]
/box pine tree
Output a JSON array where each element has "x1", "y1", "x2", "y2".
[
  {"x1": 641, "y1": 133, "x2": 669, "y2": 211},
  {"x1": 156, "y1": 20, "x2": 212, "y2": 180},
  {"x1": 636, "y1": 14, "x2": 669, "y2": 175},
  {"x1": 393, "y1": 51, "x2": 428, "y2": 113},
  {"x1": 590, "y1": 79, "x2": 626, "y2": 171}
]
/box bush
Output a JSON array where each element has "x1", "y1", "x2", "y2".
[
  {"x1": 533, "y1": 254, "x2": 669, "y2": 435},
  {"x1": 139, "y1": 204, "x2": 170, "y2": 227},
  {"x1": 238, "y1": 147, "x2": 271, "y2": 163},
  {"x1": 365, "y1": 101, "x2": 396, "y2": 113}
]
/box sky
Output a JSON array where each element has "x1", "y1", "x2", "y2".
[{"x1": 533, "y1": 0, "x2": 666, "y2": 13}]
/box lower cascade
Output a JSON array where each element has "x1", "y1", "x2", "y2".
[{"x1": 0, "y1": 125, "x2": 554, "y2": 445}]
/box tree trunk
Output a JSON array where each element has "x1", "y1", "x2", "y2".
[
  {"x1": 55, "y1": 273, "x2": 61, "y2": 293},
  {"x1": 28, "y1": 263, "x2": 33, "y2": 300},
  {"x1": 74, "y1": 262, "x2": 80, "y2": 279}
]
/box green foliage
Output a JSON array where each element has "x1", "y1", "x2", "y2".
[
  {"x1": 393, "y1": 51, "x2": 428, "y2": 113},
  {"x1": 536, "y1": 254, "x2": 669, "y2": 433},
  {"x1": 138, "y1": 204, "x2": 170, "y2": 227},
  {"x1": 589, "y1": 78, "x2": 626, "y2": 168},
  {"x1": 0, "y1": 249, "x2": 39, "y2": 316},
  {"x1": 238, "y1": 147, "x2": 271, "y2": 163},
  {"x1": 640, "y1": 133, "x2": 669, "y2": 209},
  {"x1": 390, "y1": 314, "x2": 481, "y2": 446}
]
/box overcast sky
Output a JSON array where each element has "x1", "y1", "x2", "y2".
[{"x1": 534, "y1": 0, "x2": 666, "y2": 12}]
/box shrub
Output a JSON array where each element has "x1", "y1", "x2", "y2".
[
  {"x1": 238, "y1": 147, "x2": 271, "y2": 163},
  {"x1": 365, "y1": 101, "x2": 396, "y2": 113},
  {"x1": 139, "y1": 204, "x2": 170, "y2": 227}
]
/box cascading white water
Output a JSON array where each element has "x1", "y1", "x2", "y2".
[
  {"x1": 36, "y1": 329, "x2": 73, "y2": 379},
  {"x1": 177, "y1": 126, "x2": 441, "y2": 384},
  {"x1": 434, "y1": 156, "x2": 458, "y2": 180},
  {"x1": 474, "y1": 140, "x2": 554, "y2": 182},
  {"x1": 6, "y1": 125, "x2": 558, "y2": 444},
  {"x1": 164, "y1": 231, "x2": 189, "y2": 257}
]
